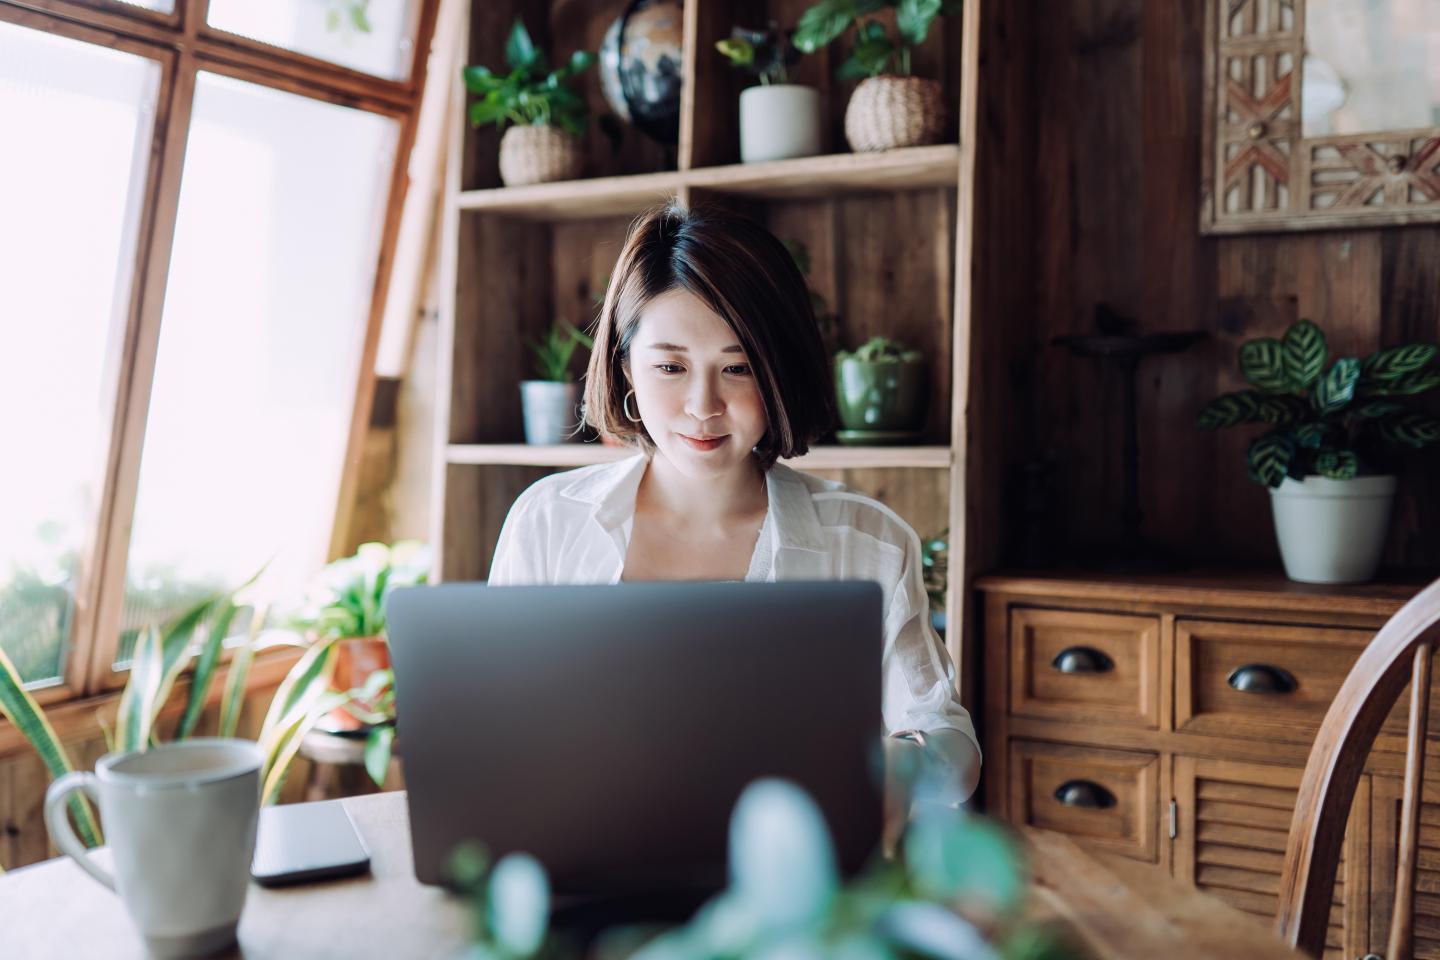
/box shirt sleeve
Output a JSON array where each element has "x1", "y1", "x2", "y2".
[
  {"x1": 487, "y1": 485, "x2": 549, "y2": 585},
  {"x1": 879, "y1": 524, "x2": 982, "y2": 799}
]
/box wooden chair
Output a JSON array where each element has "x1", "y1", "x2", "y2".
[{"x1": 1278, "y1": 576, "x2": 1440, "y2": 958}]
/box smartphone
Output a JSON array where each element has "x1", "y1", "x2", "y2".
[{"x1": 251, "y1": 799, "x2": 371, "y2": 887}]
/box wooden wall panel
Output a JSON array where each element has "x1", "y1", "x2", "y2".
[{"x1": 998, "y1": 0, "x2": 1440, "y2": 570}]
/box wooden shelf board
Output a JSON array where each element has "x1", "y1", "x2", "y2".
[
  {"x1": 446, "y1": 444, "x2": 952, "y2": 470},
  {"x1": 453, "y1": 145, "x2": 961, "y2": 220}
]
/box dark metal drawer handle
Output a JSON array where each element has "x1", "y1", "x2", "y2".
[
  {"x1": 1227, "y1": 664, "x2": 1298, "y2": 694},
  {"x1": 1051, "y1": 646, "x2": 1114, "y2": 674},
  {"x1": 1053, "y1": 780, "x2": 1115, "y2": 809}
]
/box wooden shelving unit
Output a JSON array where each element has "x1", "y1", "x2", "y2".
[{"x1": 431, "y1": 0, "x2": 981, "y2": 666}]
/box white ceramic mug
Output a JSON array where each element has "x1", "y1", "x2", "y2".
[{"x1": 45, "y1": 738, "x2": 263, "y2": 959}]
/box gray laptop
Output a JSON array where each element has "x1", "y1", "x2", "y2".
[{"x1": 385, "y1": 581, "x2": 884, "y2": 897}]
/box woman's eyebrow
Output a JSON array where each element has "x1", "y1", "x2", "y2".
[{"x1": 644, "y1": 342, "x2": 746, "y2": 353}]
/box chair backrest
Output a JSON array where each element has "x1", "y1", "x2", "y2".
[{"x1": 1277, "y1": 577, "x2": 1440, "y2": 958}]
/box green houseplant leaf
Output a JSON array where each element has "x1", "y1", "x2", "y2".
[
  {"x1": 0, "y1": 644, "x2": 102, "y2": 849},
  {"x1": 1247, "y1": 431, "x2": 1296, "y2": 488},
  {"x1": 504, "y1": 18, "x2": 541, "y2": 73},
  {"x1": 1363, "y1": 343, "x2": 1437, "y2": 379},
  {"x1": 1281, "y1": 319, "x2": 1327, "y2": 389},
  {"x1": 1239, "y1": 338, "x2": 1290, "y2": 392},
  {"x1": 1196, "y1": 390, "x2": 1265, "y2": 429},
  {"x1": 1312, "y1": 358, "x2": 1361, "y2": 413},
  {"x1": 1378, "y1": 412, "x2": 1440, "y2": 448},
  {"x1": 794, "y1": 0, "x2": 885, "y2": 53},
  {"x1": 1316, "y1": 449, "x2": 1359, "y2": 480},
  {"x1": 895, "y1": 0, "x2": 943, "y2": 45},
  {"x1": 1362, "y1": 368, "x2": 1440, "y2": 397}
]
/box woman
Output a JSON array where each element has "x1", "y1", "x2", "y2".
[{"x1": 489, "y1": 203, "x2": 980, "y2": 824}]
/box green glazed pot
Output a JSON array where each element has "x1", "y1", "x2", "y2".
[{"x1": 834, "y1": 357, "x2": 927, "y2": 430}]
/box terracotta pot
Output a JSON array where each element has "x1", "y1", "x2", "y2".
[
  {"x1": 498, "y1": 125, "x2": 586, "y2": 186},
  {"x1": 323, "y1": 635, "x2": 390, "y2": 733},
  {"x1": 844, "y1": 76, "x2": 946, "y2": 152}
]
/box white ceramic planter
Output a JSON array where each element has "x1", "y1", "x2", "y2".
[
  {"x1": 1269, "y1": 475, "x2": 1396, "y2": 583},
  {"x1": 739, "y1": 84, "x2": 821, "y2": 164},
  {"x1": 520, "y1": 381, "x2": 582, "y2": 444}
]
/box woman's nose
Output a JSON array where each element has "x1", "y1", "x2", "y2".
[{"x1": 685, "y1": 373, "x2": 724, "y2": 421}]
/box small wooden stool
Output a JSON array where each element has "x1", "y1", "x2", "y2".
[{"x1": 297, "y1": 729, "x2": 402, "y2": 802}]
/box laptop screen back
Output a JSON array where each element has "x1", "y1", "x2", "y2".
[{"x1": 386, "y1": 581, "x2": 884, "y2": 895}]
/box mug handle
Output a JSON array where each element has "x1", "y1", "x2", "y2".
[{"x1": 44, "y1": 771, "x2": 114, "y2": 891}]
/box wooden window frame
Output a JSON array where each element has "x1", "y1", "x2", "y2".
[{"x1": 2, "y1": 0, "x2": 440, "y2": 700}]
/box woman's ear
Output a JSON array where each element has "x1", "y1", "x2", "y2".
[{"x1": 621, "y1": 358, "x2": 632, "y2": 387}]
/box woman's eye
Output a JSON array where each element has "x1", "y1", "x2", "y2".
[
  {"x1": 654, "y1": 362, "x2": 684, "y2": 374},
  {"x1": 725, "y1": 364, "x2": 752, "y2": 376}
]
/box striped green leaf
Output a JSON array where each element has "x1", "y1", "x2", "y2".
[
  {"x1": 1196, "y1": 390, "x2": 1265, "y2": 429},
  {"x1": 1247, "y1": 431, "x2": 1296, "y2": 488},
  {"x1": 218, "y1": 605, "x2": 267, "y2": 739},
  {"x1": 1316, "y1": 450, "x2": 1359, "y2": 479},
  {"x1": 1312, "y1": 358, "x2": 1361, "y2": 413},
  {"x1": 1259, "y1": 396, "x2": 1307, "y2": 425},
  {"x1": 175, "y1": 598, "x2": 240, "y2": 741},
  {"x1": 115, "y1": 625, "x2": 166, "y2": 753},
  {"x1": 1363, "y1": 343, "x2": 1437, "y2": 379},
  {"x1": 1282, "y1": 320, "x2": 1328, "y2": 389},
  {"x1": 1294, "y1": 422, "x2": 1329, "y2": 449},
  {"x1": 365, "y1": 724, "x2": 395, "y2": 787},
  {"x1": 1379, "y1": 412, "x2": 1440, "y2": 448},
  {"x1": 1362, "y1": 369, "x2": 1440, "y2": 397},
  {"x1": 1351, "y1": 400, "x2": 1405, "y2": 419},
  {"x1": 258, "y1": 636, "x2": 342, "y2": 803},
  {"x1": 1240, "y1": 338, "x2": 1291, "y2": 392},
  {"x1": 0, "y1": 645, "x2": 102, "y2": 848}
]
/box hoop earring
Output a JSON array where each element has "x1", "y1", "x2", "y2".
[{"x1": 623, "y1": 389, "x2": 642, "y2": 423}]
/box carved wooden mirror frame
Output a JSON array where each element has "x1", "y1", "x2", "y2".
[{"x1": 1201, "y1": 0, "x2": 1440, "y2": 234}]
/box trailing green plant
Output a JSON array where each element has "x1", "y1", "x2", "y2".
[
  {"x1": 794, "y1": 0, "x2": 962, "y2": 79},
  {"x1": 838, "y1": 335, "x2": 923, "y2": 364},
  {"x1": 1196, "y1": 318, "x2": 1440, "y2": 487},
  {"x1": 463, "y1": 19, "x2": 597, "y2": 135},
  {"x1": 450, "y1": 776, "x2": 1067, "y2": 960},
  {"x1": 715, "y1": 22, "x2": 803, "y2": 85},
  {"x1": 528, "y1": 321, "x2": 595, "y2": 383}
]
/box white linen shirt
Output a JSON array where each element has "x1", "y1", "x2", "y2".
[{"x1": 487, "y1": 454, "x2": 981, "y2": 767}]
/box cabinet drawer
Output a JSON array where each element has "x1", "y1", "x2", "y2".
[
  {"x1": 1176, "y1": 619, "x2": 1373, "y2": 743},
  {"x1": 1007, "y1": 739, "x2": 1159, "y2": 863},
  {"x1": 1009, "y1": 608, "x2": 1160, "y2": 728}
]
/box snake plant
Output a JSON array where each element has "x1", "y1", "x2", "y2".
[{"x1": 1197, "y1": 319, "x2": 1440, "y2": 487}]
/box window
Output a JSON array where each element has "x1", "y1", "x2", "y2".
[
  {"x1": 0, "y1": 21, "x2": 160, "y2": 687},
  {"x1": 0, "y1": 1, "x2": 439, "y2": 694},
  {"x1": 117, "y1": 74, "x2": 398, "y2": 665}
]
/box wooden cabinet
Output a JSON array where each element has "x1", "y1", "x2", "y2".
[{"x1": 980, "y1": 572, "x2": 1426, "y2": 959}]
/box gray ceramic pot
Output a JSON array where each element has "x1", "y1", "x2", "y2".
[{"x1": 520, "y1": 381, "x2": 582, "y2": 444}]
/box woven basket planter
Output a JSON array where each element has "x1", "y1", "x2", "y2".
[
  {"x1": 844, "y1": 76, "x2": 946, "y2": 152},
  {"x1": 498, "y1": 125, "x2": 585, "y2": 186}
]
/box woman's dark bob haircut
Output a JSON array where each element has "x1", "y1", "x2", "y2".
[{"x1": 583, "y1": 203, "x2": 834, "y2": 469}]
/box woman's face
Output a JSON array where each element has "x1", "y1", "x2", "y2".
[{"x1": 624, "y1": 287, "x2": 769, "y2": 480}]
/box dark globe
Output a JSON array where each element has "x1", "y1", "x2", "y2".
[{"x1": 599, "y1": 0, "x2": 683, "y2": 145}]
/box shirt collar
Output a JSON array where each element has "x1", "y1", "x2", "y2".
[{"x1": 558, "y1": 453, "x2": 828, "y2": 554}]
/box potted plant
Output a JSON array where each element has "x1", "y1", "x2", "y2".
[
  {"x1": 834, "y1": 335, "x2": 927, "y2": 443},
  {"x1": 522, "y1": 321, "x2": 594, "y2": 445},
  {"x1": 463, "y1": 19, "x2": 597, "y2": 187},
  {"x1": 794, "y1": 0, "x2": 959, "y2": 152},
  {"x1": 295, "y1": 541, "x2": 429, "y2": 736},
  {"x1": 448, "y1": 778, "x2": 1056, "y2": 960},
  {"x1": 1197, "y1": 319, "x2": 1440, "y2": 583},
  {"x1": 716, "y1": 23, "x2": 821, "y2": 163}
]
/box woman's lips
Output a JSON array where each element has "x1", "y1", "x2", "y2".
[{"x1": 679, "y1": 434, "x2": 727, "y2": 452}]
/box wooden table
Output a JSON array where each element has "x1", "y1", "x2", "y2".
[{"x1": 0, "y1": 791, "x2": 1299, "y2": 959}]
